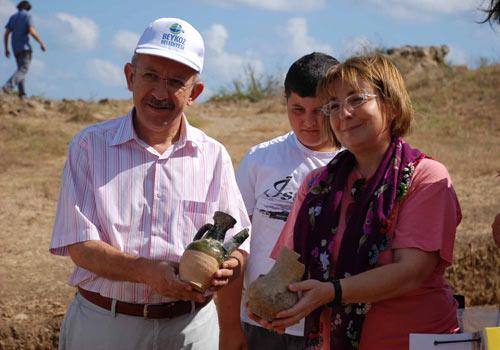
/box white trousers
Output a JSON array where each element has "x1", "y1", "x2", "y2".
[{"x1": 58, "y1": 292, "x2": 219, "y2": 350}]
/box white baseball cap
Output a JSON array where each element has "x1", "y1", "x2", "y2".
[{"x1": 135, "y1": 18, "x2": 204, "y2": 73}]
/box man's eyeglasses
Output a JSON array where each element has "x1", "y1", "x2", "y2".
[
  {"x1": 133, "y1": 67, "x2": 194, "y2": 93},
  {"x1": 321, "y1": 92, "x2": 378, "y2": 118}
]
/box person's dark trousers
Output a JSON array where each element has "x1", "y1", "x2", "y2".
[
  {"x1": 242, "y1": 322, "x2": 306, "y2": 350},
  {"x1": 4, "y1": 50, "x2": 32, "y2": 97}
]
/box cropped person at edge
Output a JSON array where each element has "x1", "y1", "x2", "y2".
[{"x1": 480, "y1": 1, "x2": 500, "y2": 248}]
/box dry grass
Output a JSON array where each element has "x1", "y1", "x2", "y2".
[{"x1": 0, "y1": 63, "x2": 498, "y2": 349}]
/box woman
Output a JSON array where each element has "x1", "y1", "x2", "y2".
[{"x1": 251, "y1": 55, "x2": 461, "y2": 349}]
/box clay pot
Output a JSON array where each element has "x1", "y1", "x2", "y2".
[
  {"x1": 247, "y1": 246, "x2": 305, "y2": 321},
  {"x1": 179, "y1": 211, "x2": 249, "y2": 293},
  {"x1": 179, "y1": 249, "x2": 220, "y2": 292}
]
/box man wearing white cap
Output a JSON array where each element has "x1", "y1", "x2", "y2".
[{"x1": 50, "y1": 18, "x2": 250, "y2": 350}]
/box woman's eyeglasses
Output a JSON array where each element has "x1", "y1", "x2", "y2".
[{"x1": 321, "y1": 92, "x2": 377, "y2": 118}]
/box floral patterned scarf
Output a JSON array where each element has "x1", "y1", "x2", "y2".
[{"x1": 293, "y1": 137, "x2": 425, "y2": 349}]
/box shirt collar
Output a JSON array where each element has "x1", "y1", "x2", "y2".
[
  {"x1": 178, "y1": 114, "x2": 203, "y2": 152},
  {"x1": 110, "y1": 108, "x2": 203, "y2": 152},
  {"x1": 110, "y1": 109, "x2": 136, "y2": 146}
]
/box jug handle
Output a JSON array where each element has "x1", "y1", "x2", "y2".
[{"x1": 193, "y1": 223, "x2": 213, "y2": 241}]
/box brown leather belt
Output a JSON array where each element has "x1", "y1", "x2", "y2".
[{"x1": 78, "y1": 287, "x2": 211, "y2": 319}]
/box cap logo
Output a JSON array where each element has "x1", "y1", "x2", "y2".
[
  {"x1": 169, "y1": 23, "x2": 184, "y2": 35},
  {"x1": 160, "y1": 23, "x2": 187, "y2": 50}
]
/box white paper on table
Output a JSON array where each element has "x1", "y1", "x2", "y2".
[{"x1": 409, "y1": 332, "x2": 481, "y2": 350}]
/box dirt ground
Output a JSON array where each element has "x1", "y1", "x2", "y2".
[{"x1": 0, "y1": 64, "x2": 499, "y2": 349}]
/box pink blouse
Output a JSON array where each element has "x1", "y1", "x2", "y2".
[{"x1": 272, "y1": 158, "x2": 461, "y2": 349}]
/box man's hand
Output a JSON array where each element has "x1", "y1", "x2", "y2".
[
  {"x1": 28, "y1": 27, "x2": 45, "y2": 52},
  {"x1": 210, "y1": 255, "x2": 242, "y2": 291},
  {"x1": 145, "y1": 260, "x2": 206, "y2": 303},
  {"x1": 67, "y1": 241, "x2": 206, "y2": 303}
]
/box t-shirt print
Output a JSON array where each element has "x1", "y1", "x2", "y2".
[{"x1": 258, "y1": 175, "x2": 297, "y2": 221}]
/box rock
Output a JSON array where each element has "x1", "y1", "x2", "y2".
[
  {"x1": 383, "y1": 45, "x2": 450, "y2": 75},
  {"x1": 13, "y1": 313, "x2": 29, "y2": 321}
]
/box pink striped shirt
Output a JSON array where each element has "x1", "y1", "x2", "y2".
[{"x1": 50, "y1": 109, "x2": 251, "y2": 304}]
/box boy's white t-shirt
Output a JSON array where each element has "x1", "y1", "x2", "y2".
[{"x1": 236, "y1": 131, "x2": 338, "y2": 336}]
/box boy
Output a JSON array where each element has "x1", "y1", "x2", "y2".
[{"x1": 237, "y1": 52, "x2": 340, "y2": 349}]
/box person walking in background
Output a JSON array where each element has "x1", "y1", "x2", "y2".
[
  {"x1": 252, "y1": 54, "x2": 461, "y2": 350},
  {"x1": 237, "y1": 52, "x2": 340, "y2": 350},
  {"x1": 50, "y1": 17, "x2": 250, "y2": 350},
  {"x1": 2, "y1": 1, "x2": 46, "y2": 99}
]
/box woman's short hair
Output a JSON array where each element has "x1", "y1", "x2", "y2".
[{"x1": 317, "y1": 54, "x2": 413, "y2": 148}]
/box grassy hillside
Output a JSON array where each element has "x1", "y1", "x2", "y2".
[{"x1": 0, "y1": 63, "x2": 498, "y2": 349}]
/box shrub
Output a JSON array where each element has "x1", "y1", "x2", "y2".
[{"x1": 209, "y1": 65, "x2": 281, "y2": 103}]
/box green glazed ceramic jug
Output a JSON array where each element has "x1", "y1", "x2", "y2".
[{"x1": 179, "y1": 211, "x2": 249, "y2": 292}]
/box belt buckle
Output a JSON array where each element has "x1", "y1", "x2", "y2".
[{"x1": 143, "y1": 304, "x2": 152, "y2": 318}]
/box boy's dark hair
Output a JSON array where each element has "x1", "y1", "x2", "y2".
[
  {"x1": 17, "y1": 1, "x2": 31, "y2": 11},
  {"x1": 284, "y1": 52, "x2": 339, "y2": 98}
]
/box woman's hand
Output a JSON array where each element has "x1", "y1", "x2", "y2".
[
  {"x1": 268, "y1": 279, "x2": 334, "y2": 331},
  {"x1": 247, "y1": 307, "x2": 289, "y2": 335},
  {"x1": 248, "y1": 280, "x2": 334, "y2": 333}
]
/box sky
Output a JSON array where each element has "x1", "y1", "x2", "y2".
[{"x1": 0, "y1": 0, "x2": 498, "y2": 101}]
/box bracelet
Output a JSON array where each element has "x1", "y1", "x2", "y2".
[{"x1": 327, "y1": 278, "x2": 342, "y2": 307}]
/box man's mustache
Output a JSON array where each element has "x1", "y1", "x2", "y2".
[{"x1": 146, "y1": 97, "x2": 175, "y2": 109}]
